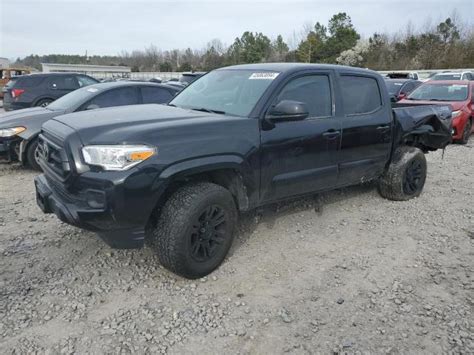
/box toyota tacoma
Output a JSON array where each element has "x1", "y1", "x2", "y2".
[{"x1": 34, "y1": 64, "x2": 452, "y2": 279}]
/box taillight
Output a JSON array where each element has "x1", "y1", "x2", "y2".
[{"x1": 12, "y1": 89, "x2": 25, "y2": 98}]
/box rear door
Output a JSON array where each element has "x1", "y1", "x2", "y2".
[
  {"x1": 337, "y1": 74, "x2": 392, "y2": 185},
  {"x1": 260, "y1": 70, "x2": 342, "y2": 202}
]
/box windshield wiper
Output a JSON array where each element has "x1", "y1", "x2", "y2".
[{"x1": 190, "y1": 107, "x2": 226, "y2": 115}]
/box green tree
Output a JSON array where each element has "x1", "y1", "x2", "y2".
[
  {"x1": 271, "y1": 35, "x2": 289, "y2": 61},
  {"x1": 324, "y1": 12, "x2": 360, "y2": 62},
  {"x1": 227, "y1": 31, "x2": 272, "y2": 64},
  {"x1": 437, "y1": 18, "x2": 460, "y2": 44}
]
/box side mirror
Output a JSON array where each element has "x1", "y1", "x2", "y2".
[
  {"x1": 266, "y1": 100, "x2": 309, "y2": 121},
  {"x1": 85, "y1": 104, "x2": 100, "y2": 110}
]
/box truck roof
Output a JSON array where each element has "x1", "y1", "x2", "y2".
[{"x1": 218, "y1": 63, "x2": 376, "y2": 76}]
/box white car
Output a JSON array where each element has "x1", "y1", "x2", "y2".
[{"x1": 431, "y1": 72, "x2": 474, "y2": 81}]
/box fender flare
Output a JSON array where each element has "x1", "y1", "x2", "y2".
[
  {"x1": 156, "y1": 154, "x2": 252, "y2": 211},
  {"x1": 159, "y1": 155, "x2": 245, "y2": 179}
]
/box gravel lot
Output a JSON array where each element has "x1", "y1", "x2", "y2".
[{"x1": 0, "y1": 141, "x2": 473, "y2": 354}]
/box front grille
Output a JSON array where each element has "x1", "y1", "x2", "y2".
[{"x1": 37, "y1": 134, "x2": 71, "y2": 181}]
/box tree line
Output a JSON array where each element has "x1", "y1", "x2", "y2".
[{"x1": 14, "y1": 13, "x2": 474, "y2": 72}]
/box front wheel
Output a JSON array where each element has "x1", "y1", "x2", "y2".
[
  {"x1": 378, "y1": 146, "x2": 427, "y2": 201},
  {"x1": 26, "y1": 139, "x2": 42, "y2": 172},
  {"x1": 148, "y1": 182, "x2": 237, "y2": 279},
  {"x1": 458, "y1": 119, "x2": 472, "y2": 145}
]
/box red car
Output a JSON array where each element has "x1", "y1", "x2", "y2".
[{"x1": 399, "y1": 80, "x2": 474, "y2": 144}]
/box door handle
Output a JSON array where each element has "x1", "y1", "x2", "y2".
[
  {"x1": 322, "y1": 130, "x2": 341, "y2": 139},
  {"x1": 377, "y1": 125, "x2": 390, "y2": 132}
]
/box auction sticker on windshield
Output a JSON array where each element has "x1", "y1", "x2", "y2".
[{"x1": 249, "y1": 72, "x2": 280, "y2": 80}]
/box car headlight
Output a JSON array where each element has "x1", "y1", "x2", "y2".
[
  {"x1": 452, "y1": 110, "x2": 462, "y2": 118},
  {"x1": 0, "y1": 126, "x2": 26, "y2": 138},
  {"x1": 82, "y1": 145, "x2": 156, "y2": 171}
]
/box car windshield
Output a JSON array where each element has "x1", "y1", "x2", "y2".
[
  {"x1": 170, "y1": 69, "x2": 279, "y2": 117},
  {"x1": 432, "y1": 74, "x2": 462, "y2": 80},
  {"x1": 47, "y1": 85, "x2": 101, "y2": 110},
  {"x1": 385, "y1": 81, "x2": 404, "y2": 95},
  {"x1": 407, "y1": 84, "x2": 468, "y2": 101}
]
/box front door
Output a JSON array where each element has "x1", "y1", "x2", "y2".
[{"x1": 260, "y1": 71, "x2": 342, "y2": 202}]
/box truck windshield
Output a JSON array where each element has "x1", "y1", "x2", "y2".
[
  {"x1": 170, "y1": 69, "x2": 279, "y2": 117},
  {"x1": 407, "y1": 84, "x2": 468, "y2": 101}
]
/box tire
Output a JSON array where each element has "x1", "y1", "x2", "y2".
[
  {"x1": 458, "y1": 119, "x2": 472, "y2": 145},
  {"x1": 149, "y1": 182, "x2": 237, "y2": 279},
  {"x1": 26, "y1": 139, "x2": 42, "y2": 172},
  {"x1": 35, "y1": 98, "x2": 53, "y2": 108},
  {"x1": 378, "y1": 146, "x2": 427, "y2": 201}
]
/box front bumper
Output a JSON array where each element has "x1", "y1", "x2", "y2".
[
  {"x1": 34, "y1": 174, "x2": 155, "y2": 249},
  {"x1": 451, "y1": 114, "x2": 469, "y2": 140},
  {"x1": 0, "y1": 137, "x2": 21, "y2": 163}
]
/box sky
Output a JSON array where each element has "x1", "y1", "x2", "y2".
[{"x1": 1, "y1": 0, "x2": 473, "y2": 59}]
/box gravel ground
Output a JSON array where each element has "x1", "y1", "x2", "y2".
[{"x1": 0, "y1": 142, "x2": 473, "y2": 354}]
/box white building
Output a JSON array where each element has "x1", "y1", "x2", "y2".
[
  {"x1": 41, "y1": 63, "x2": 131, "y2": 79},
  {"x1": 0, "y1": 57, "x2": 10, "y2": 69}
]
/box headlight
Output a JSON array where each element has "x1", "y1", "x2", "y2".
[
  {"x1": 0, "y1": 126, "x2": 26, "y2": 137},
  {"x1": 452, "y1": 110, "x2": 462, "y2": 118},
  {"x1": 82, "y1": 145, "x2": 156, "y2": 171}
]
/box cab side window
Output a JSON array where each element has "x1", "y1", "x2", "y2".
[
  {"x1": 275, "y1": 75, "x2": 332, "y2": 118},
  {"x1": 340, "y1": 75, "x2": 382, "y2": 115}
]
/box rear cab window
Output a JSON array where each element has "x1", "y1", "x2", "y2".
[{"x1": 340, "y1": 75, "x2": 382, "y2": 115}]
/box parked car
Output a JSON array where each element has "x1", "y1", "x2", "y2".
[
  {"x1": 0, "y1": 67, "x2": 31, "y2": 98},
  {"x1": 431, "y1": 72, "x2": 473, "y2": 81},
  {"x1": 2, "y1": 73, "x2": 99, "y2": 111},
  {"x1": 399, "y1": 80, "x2": 473, "y2": 144},
  {"x1": 384, "y1": 78, "x2": 422, "y2": 101},
  {"x1": 34, "y1": 63, "x2": 452, "y2": 279},
  {"x1": 179, "y1": 72, "x2": 207, "y2": 86},
  {"x1": 0, "y1": 81, "x2": 180, "y2": 170}
]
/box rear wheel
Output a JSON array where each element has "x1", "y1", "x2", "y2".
[
  {"x1": 458, "y1": 119, "x2": 472, "y2": 145},
  {"x1": 26, "y1": 139, "x2": 42, "y2": 172},
  {"x1": 35, "y1": 98, "x2": 53, "y2": 108},
  {"x1": 148, "y1": 182, "x2": 237, "y2": 279},
  {"x1": 378, "y1": 146, "x2": 427, "y2": 201}
]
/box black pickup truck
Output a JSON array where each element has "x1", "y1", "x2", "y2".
[{"x1": 34, "y1": 64, "x2": 452, "y2": 279}]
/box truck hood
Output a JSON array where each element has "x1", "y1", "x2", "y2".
[
  {"x1": 0, "y1": 107, "x2": 65, "y2": 128},
  {"x1": 51, "y1": 104, "x2": 240, "y2": 145}
]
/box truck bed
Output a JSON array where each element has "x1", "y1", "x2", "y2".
[{"x1": 392, "y1": 103, "x2": 452, "y2": 151}]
